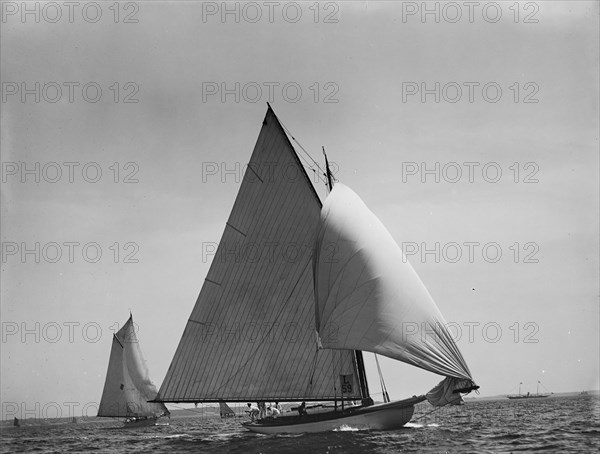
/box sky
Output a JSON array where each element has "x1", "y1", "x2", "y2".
[{"x1": 1, "y1": 1, "x2": 598, "y2": 419}]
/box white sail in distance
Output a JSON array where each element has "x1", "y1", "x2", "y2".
[
  {"x1": 97, "y1": 315, "x2": 168, "y2": 417},
  {"x1": 313, "y1": 183, "x2": 475, "y2": 402},
  {"x1": 219, "y1": 401, "x2": 236, "y2": 418}
]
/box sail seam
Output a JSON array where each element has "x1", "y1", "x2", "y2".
[
  {"x1": 246, "y1": 162, "x2": 264, "y2": 183},
  {"x1": 225, "y1": 222, "x2": 247, "y2": 237},
  {"x1": 187, "y1": 319, "x2": 212, "y2": 326}
]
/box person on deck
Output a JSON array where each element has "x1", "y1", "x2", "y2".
[
  {"x1": 273, "y1": 401, "x2": 282, "y2": 417},
  {"x1": 257, "y1": 401, "x2": 267, "y2": 419},
  {"x1": 297, "y1": 401, "x2": 307, "y2": 416},
  {"x1": 247, "y1": 403, "x2": 259, "y2": 421}
]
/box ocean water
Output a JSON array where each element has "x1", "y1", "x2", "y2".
[{"x1": 1, "y1": 395, "x2": 598, "y2": 453}]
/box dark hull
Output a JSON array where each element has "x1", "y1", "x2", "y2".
[{"x1": 242, "y1": 396, "x2": 426, "y2": 434}]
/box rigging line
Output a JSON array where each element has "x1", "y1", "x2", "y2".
[
  {"x1": 207, "y1": 255, "x2": 315, "y2": 395},
  {"x1": 306, "y1": 344, "x2": 321, "y2": 392},
  {"x1": 279, "y1": 119, "x2": 323, "y2": 170},
  {"x1": 292, "y1": 144, "x2": 329, "y2": 187},
  {"x1": 296, "y1": 151, "x2": 329, "y2": 187},
  {"x1": 411, "y1": 394, "x2": 465, "y2": 422},
  {"x1": 279, "y1": 119, "x2": 330, "y2": 185},
  {"x1": 374, "y1": 353, "x2": 390, "y2": 403}
]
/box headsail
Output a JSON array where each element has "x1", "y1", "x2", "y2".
[
  {"x1": 98, "y1": 315, "x2": 168, "y2": 417},
  {"x1": 157, "y1": 106, "x2": 362, "y2": 403},
  {"x1": 313, "y1": 183, "x2": 476, "y2": 405}
]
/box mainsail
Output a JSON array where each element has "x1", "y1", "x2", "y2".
[
  {"x1": 157, "y1": 106, "x2": 362, "y2": 403},
  {"x1": 313, "y1": 183, "x2": 475, "y2": 405},
  {"x1": 98, "y1": 315, "x2": 168, "y2": 417}
]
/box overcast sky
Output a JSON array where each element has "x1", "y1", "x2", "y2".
[{"x1": 1, "y1": 1, "x2": 598, "y2": 419}]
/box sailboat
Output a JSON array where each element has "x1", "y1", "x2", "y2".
[
  {"x1": 97, "y1": 314, "x2": 170, "y2": 427},
  {"x1": 506, "y1": 381, "x2": 550, "y2": 399},
  {"x1": 155, "y1": 105, "x2": 478, "y2": 433},
  {"x1": 219, "y1": 401, "x2": 236, "y2": 418}
]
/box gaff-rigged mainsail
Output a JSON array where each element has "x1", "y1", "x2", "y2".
[
  {"x1": 97, "y1": 315, "x2": 168, "y2": 417},
  {"x1": 156, "y1": 106, "x2": 362, "y2": 403},
  {"x1": 313, "y1": 184, "x2": 476, "y2": 406}
]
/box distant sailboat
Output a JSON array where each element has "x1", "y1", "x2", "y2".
[
  {"x1": 219, "y1": 401, "x2": 236, "y2": 418},
  {"x1": 98, "y1": 314, "x2": 170, "y2": 427},
  {"x1": 507, "y1": 381, "x2": 550, "y2": 399},
  {"x1": 155, "y1": 105, "x2": 478, "y2": 433}
]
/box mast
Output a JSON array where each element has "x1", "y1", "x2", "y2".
[
  {"x1": 354, "y1": 350, "x2": 371, "y2": 401},
  {"x1": 322, "y1": 147, "x2": 371, "y2": 403},
  {"x1": 323, "y1": 147, "x2": 334, "y2": 192}
]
